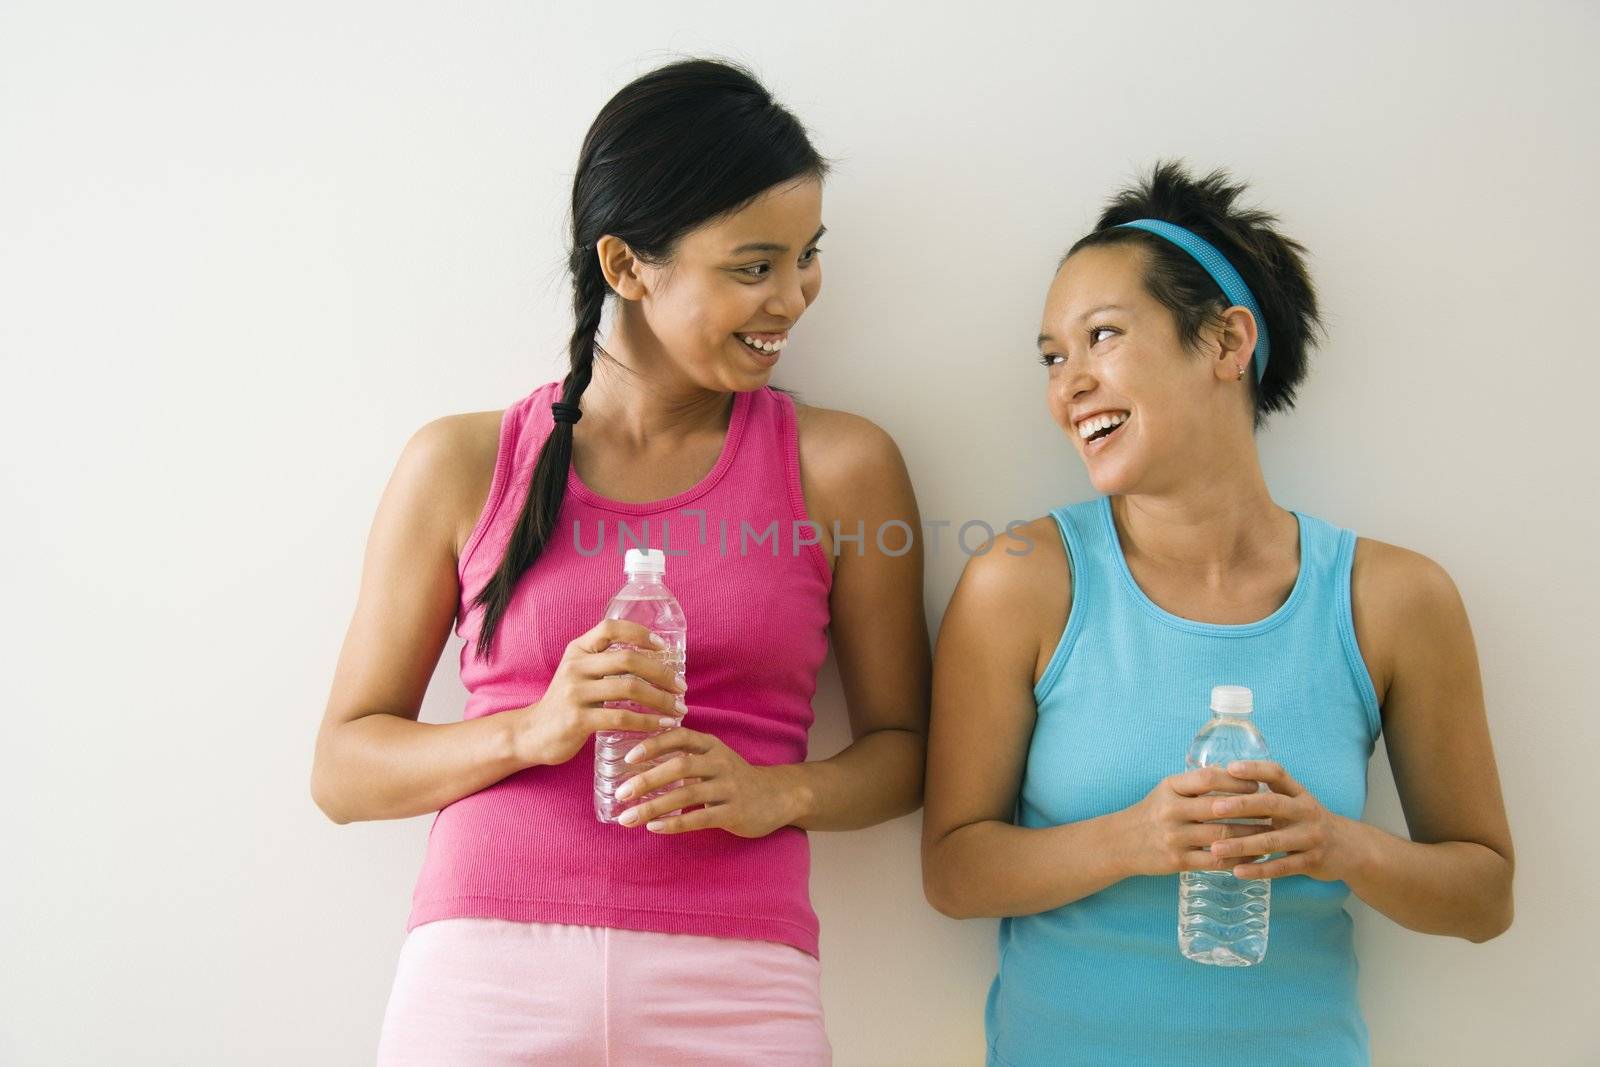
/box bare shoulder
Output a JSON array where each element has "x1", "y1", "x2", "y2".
[
  {"x1": 946, "y1": 515, "x2": 1071, "y2": 686},
  {"x1": 792, "y1": 399, "x2": 906, "y2": 485},
  {"x1": 791, "y1": 399, "x2": 914, "y2": 528},
  {"x1": 961, "y1": 516, "x2": 1068, "y2": 590},
  {"x1": 955, "y1": 516, "x2": 1070, "y2": 622},
  {"x1": 1351, "y1": 535, "x2": 1467, "y2": 706},
  {"x1": 394, "y1": 408, "x2": 506, "y2": 560}
]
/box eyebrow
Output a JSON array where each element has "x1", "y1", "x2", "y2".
[
  {"x1": 729, "y1": 225, "x2": 827, "y2": 256},
  {"x1": 1037, "y1": 305, "x2": 1128, "y2": 347}
]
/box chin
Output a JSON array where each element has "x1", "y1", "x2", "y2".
[{"x1": 1084, "y1": 459, "x2": 1139, "y2": 497}]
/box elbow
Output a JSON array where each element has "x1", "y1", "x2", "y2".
[
  {"x1": 1467, "y1": 913, "x2": 1512, "y2": 944},
  {"x1": 311, "y1": 782, "x2": 350, "y2": 825},
  {"x1": 884, "y1": 728, "x2": 928, "y2": 819},
  {"x1": 923, "y1": 877, "x2": 969, "y2": 920},
  {"x1": 1468, "y1": 893, "x2": 1515, "y2": 944},
  {"x1": 319, "y1": 802, "x2": 352, "y2": 827},
  {"x1": 1467, "y1": 856, "x2": 1515, "y2": 944},
  {"x1": 310, "y1": 724, "x2": 363, "y2": 825},
  {"x1": 921, "y1": 849, "x2": 975, "y2": 920},
  {"x1": 903, "y1": 779, "x2": 927, "y2": 821},
  {"x1": 309, "y1": 764, "x2": 353, "y2": 826}
]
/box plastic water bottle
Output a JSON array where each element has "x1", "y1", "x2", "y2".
[
  {"x1": 1178, "y1": 684, "x2": 1272, "y2": 966},
  {"x1": 593, "y1": 548, "x2": 688, "y2": 824}
]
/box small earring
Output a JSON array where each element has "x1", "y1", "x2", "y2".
[{"x1": 1236, "y1": 364, "x2": 1247, "y2": 382}]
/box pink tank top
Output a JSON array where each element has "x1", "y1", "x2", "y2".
[{"x1": 406, "y1": 380, "x2": 834, "y2": 957}]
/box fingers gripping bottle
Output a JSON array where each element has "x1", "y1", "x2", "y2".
[
  {"x1": 1179, "y1": 684, "x2": 1273, "y2": 966},
  {"x1": 593, "y1": 549, "x2": 688, "y2": 824}
]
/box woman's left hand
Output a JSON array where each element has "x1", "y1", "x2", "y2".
[
  {"x1": 613, "y1": 728, "x2": 800, "y2": 838},
  {"x1": 1206, "y1": 760, "x2": 1355, "y2": 881}
]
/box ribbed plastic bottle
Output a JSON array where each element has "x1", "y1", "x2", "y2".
[
  {"x1": 592, "y1": 548, "x2": 688, "y2": 824},
  {"x1": 1178, "y1": 684, "x2": 1273, "y2": 966}
]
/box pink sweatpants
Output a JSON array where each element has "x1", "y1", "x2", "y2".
[{"x1": 376, "y1": 918, "x2": 831, "y2": 1065}]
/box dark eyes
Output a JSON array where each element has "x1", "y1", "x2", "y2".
[
  {"x1": 738, "y1": 247, "x2": 822, "y2": 279},
  {"x1": 1037, "y1": 326, "x2": 1119, "y2": 367}
]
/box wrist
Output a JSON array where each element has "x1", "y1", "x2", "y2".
[
  {"x1": 766, "y1": 762, "x2": 816, "y2": 829},
  {"x1": 504, "y1": 703, "x2": 544, "y2": 770},
  {"x1": 1328, "y1": 813, "x2": 1374, "y2": 884},
  {"x1": 1098, "y1": 807, "x2": 1143, "y2": 880}
]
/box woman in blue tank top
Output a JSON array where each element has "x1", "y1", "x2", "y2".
[{"x1": 921, "y1": 160, "x2": 1515, "y2": 1066}]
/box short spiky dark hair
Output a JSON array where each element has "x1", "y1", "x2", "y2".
[{"x1": 1065, "y1": 160, "x2": 1323, "y2": 431}]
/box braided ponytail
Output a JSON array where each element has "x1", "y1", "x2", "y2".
[
  {"x1": 468, "y1": 57, "x2": 827, "y2": 659},
  {"x1": 469, "y1": 250, "x2": 607, "y2": 658}
]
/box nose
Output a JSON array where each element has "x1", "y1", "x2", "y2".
[
  {"x1": 765, "y1": 271, "x2": 807, "y2": 322},
  {"x1": 1063, "y1": 360, "x2": 1096, "y2": 401}
]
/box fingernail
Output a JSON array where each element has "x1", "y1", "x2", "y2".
[
  {"x1": 658, "y1": 716, "x2": 678, "y2": 728},
  {"x1": 649, "y1": 633, "x2": 666, "y2": 648},
  {"x1": 624, "y1": 745, "x2": 645, "y2": 763},
  {"x1": 616, "y1": 781, "x2": 635, "y2": 801},
  {"x1": 645, "y1": 820, "x2": 665, "y2": 832},
  {"x1": 1229, "y1": 761, "x2": 1246, "y2": 773},
  {"x1": 1213, "y1": 800, "x2": 1233, "y2": 814},
  {"x1": 673, "y1": 675, "x2": 687, "y2": 692},
  {"x1": 617, "y1": 807, "x2": 640, "y2": 825},
  {"x1": 674, "y1": 696, "x2": 687, "y2": 714}
]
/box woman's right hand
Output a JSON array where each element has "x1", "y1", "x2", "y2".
[
  {"x1": 1119, "y1": 766, "x2": 1270, "y2": 877},
  {"x1": 510, "y1": 619, "x2": 688, "y2": 768}
]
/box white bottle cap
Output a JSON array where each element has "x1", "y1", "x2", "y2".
[
  {"x1": 624, "y1": 548, "x2": 666, "y2": 576},
  {"x1": 1210, "y1": 685, "x2": 1253, "y2": 715}
]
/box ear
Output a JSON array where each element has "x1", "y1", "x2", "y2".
[
  {"x1": 596, "y1": 235, "x2": 647, "y2": 301},
  {"x1": 1214, "y1": 305, "x2": 1260, "y2": 382}
]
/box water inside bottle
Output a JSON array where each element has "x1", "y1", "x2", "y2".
[
  {"x1": 593, "y1": 580, "x2": 688, "y2": 824},
  {"x1": 1179, "y1": 706, "x2": 1273, "y2": 966}
]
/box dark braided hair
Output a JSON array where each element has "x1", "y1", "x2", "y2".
[
  {"x1": 1065, "y1": 160, "x2": 1324, "y2": 432},
  {"x1": 470, "y1": 58, "x2": 828, "y2": 659}
]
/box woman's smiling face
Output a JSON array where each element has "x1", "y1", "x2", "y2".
[
  {"x1": 1039, "y1": 242, "x2": 1244, "y2": 496},
  {"x1": 628, "y1": 176, "x2": 825, "y2": 392}
]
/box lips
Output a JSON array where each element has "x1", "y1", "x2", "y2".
[
  {"x1": 1083, "y1": 414, "x2": 1129, "y2": 454},
  {"x1": 736, "y1": 337, "x2": 780, "y2": 365},
  {"x1": 735, "y1": 332, "x2": 786, "y2": 363}
]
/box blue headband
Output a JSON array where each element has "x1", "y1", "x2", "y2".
[{"x1": 1116, "y1": 218, "x2": 1269, "y2": 384}]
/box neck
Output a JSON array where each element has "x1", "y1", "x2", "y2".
[
  {"x1": 1111, "y1": 450, "x2": 1291, "y2": 586},
  {"x1": 577, "y1": 319, "x2": 732, "y2": 450}
]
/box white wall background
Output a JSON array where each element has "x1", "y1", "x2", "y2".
[{"x1": 3, "y1": 2, "x2": 1595, "y2": 1063}]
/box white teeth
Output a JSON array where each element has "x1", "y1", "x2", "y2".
[
  {"x1": 740, "y1": 334, "x2": 787, "y2": 353},
  {"x1": 1076, "y1": 411, "x2": 1129, "y2": 440}
]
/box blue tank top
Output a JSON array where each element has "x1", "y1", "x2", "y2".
[{"x1": 985, "y1": 494, "x2": 1383, "y2": 1067}]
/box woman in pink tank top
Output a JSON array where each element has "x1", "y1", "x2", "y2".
[{"x1": 310, "y1": 58, "x2": 931, "y2": 1066}]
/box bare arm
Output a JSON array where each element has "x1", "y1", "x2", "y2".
[
  {"x1": 310, "y1": 414, "x2": 523, "y2": 824},
  {"x1": 777, "y1": 412, "x2": 931, "y2": 831},
  {"x1": 922, "y1": 521, "x2": 1133, "y2": 917},
  {"x1": 310, "y1": 414, "x2": 685, "y2": 825},
  {"x1": 1339, "y1": 542, "x2": 1515, "y2": 942}
]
